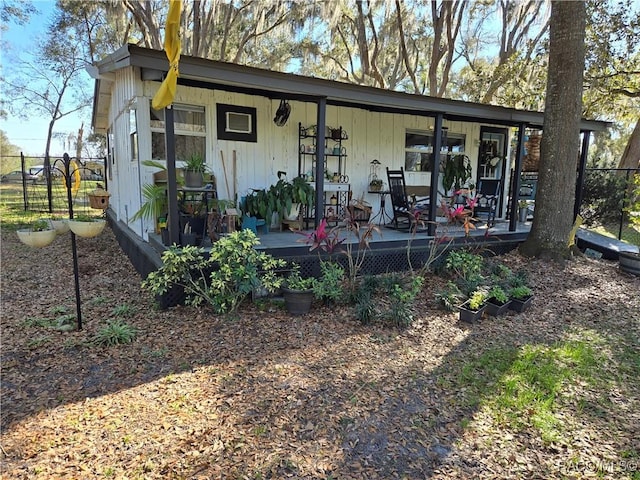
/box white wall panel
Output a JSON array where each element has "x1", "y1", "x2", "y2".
[{"x1": 107, "y1": 74, "x2": 515, "y2": 239}]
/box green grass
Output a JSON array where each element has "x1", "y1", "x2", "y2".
[
  {"x1": 93, "y1": 320, "x2": 138, "y2": 347},
  {"x1": 454, "y1": 333, "x2": 608, "y2": 445},
  {"x1": 0, "y1": 183, "x2": 103, "y2": 232},
  {"x1": 590, "y1": 223, "x2": 640, "y2": 246},
  {"x1": 111, "y1": 304, "x2": 136, "y2": 318}
]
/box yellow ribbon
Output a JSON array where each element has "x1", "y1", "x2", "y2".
[{"x1": 152, "y1": 0, "x2": 182, "y2": 110}]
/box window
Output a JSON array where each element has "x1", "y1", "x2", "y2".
[
  {"x1": 404, "y1": 129, "x2": 466, "y2": 172},
  {"x1": 405, "y1": 130, "x2": 433, "y2": 172},
  {"x1": 216, "y1": 103, "x2": 257, "y2": 142},
  {"x1": 150, "y1": 104, "x2": 206, "y2": 162},
  {"x1": 130, "y1": 110, "x2": 138, "y2": 162}
]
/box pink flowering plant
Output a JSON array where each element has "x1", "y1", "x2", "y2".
[{"x1": 298, "y1": 209, "x2": 381, "y2": 292}]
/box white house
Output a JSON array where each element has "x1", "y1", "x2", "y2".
[{"x1": 90, "y1": 44, "x2": 608, "y2": 246}]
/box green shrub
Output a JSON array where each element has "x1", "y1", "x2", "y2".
[
  {"x1": 581, "y1": 169, "x2": 627, "y2": 226},
  {"x1": 488, "y1": 285, "x2": 509, "y2": 304},
  {"x1": 111, "y1": 304, "x2": 135, "y2": 318},
  {"x1": 354, "y1": 295, "x2": 376, "y2": 325},
  {"x1": 351, "y1": 273, "x2": 423, "y2": 328},
  {"x1": 468, "y1": 289, "x2": 488, "y2": 310},
  {"x1": 313, "y1": 261, "x2": 345, "y2": 304},
  {"x1": 142, "y1": 230, "x2": 287, "y2": 314},
  {"x1": 94, "y1": 320, "x2": 137, "y2": 346},
  {"x1": 283, "y1": 265, "x2": 316, "y2": 290},
  {"x1": 445, "y1": 250, "x2": 484, "y2": 281},
  {"x1": 435, "y1": 281, "x2": 464, "y2": 311},
  {"x1": 509, "y1": 285, "x2": 533, "y2": 300},
  {"x1": 384, "y1": 275, "x2": 424, "y2": 328},
  {"x1": 352, "y1": 275, "x2": 378, "y2": 324},
  {"x1": 30, "y1": 219, "x2": 50, "y2": 231}
]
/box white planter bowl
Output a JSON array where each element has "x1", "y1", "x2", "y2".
[
  {"x1": 50, "y1": 219, "x2": 70, "y2": 235},
  {"x1": 67, "y1": 219, "x2": 106, "y2": 238},
  {"x1": 16, "y1": 229, "x2": 57, "y2": 248}
]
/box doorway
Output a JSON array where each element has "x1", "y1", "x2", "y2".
[{"x1": 477, "y1": 126, "x2": 508, "y2": 216}]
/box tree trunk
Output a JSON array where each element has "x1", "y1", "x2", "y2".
[
  {"x1": 75, "y1": 122, "x2": 84, "y2": 160},
  {"x1": 618, "y1": 119, "x2": 640, "y2": 170},
  {"x1": 520, "y1": 1, "x2": 586, "y2": 261}
]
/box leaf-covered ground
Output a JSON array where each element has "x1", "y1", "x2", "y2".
[{"x1": 1, "y1": 225, "x2": 639, "y2": 479}]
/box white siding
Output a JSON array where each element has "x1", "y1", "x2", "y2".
[{"x1": 105, "y1": 75, "x2": 514, "y2": 239}]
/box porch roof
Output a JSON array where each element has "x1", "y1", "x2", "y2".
[{"x1": 91, "y1": 44, "x2": 610, "y2": 134}]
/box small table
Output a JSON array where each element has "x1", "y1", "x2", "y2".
[
  {"x1": 177, "y1": 186, "x2": 218, "y2": 244},
  {"x1": 369, "y1": 190, "x2": 393, "y2": 225}
]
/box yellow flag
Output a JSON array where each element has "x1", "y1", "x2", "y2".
[
  {"x1": 152, "y1": 0, "x2": 182, "y2": 110},
  {"x1": 568, "y1": 214, "x2": 583, "y2": 247}
]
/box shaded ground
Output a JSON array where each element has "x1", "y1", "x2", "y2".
[{"x1": 1, "y1": 224, "x2": 639, "y2": 479}]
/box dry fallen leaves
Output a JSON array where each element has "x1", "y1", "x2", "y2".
[{"x1": 1, "y1": 225, "x2": 639, "y2": 479}]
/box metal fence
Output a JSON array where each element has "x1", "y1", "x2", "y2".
[
  {"x1": 1, "y1": 153, "x2": 107, "y2": 216},
  {"x1": 579, "y1": 167, "x2": 639, "y2": 240}
]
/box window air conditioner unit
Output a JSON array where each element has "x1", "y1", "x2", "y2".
[{"x1": 225, "y1": 112, "x2": 252, "y2": 134}]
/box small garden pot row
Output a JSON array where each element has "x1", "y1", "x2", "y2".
[
  {"x1": 434, "y1": 250, "x2": 535, "y2": 324},
  {"x1": 458, "y1": 292, "x2": 534, "y2": 323}
]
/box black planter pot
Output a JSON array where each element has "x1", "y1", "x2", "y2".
[
  {"x1": 161, "y1": 227, "x2": 170, "y2": 246},
  {"x1": 619, "y1": 251, "x2": 640, "y2": 276},
  {"x1": 509, "y1": 295, "x2": 533, "y2": 313},
  {"x1": 458, "y1": 300, "x2": 486, "y2": 323},
  {"x1": 180, "y1": 232, "x2": 198, "y2": 246},
  {"x1": 282, "y1": 287, "x2": 314, "y2": 315},
  {"x1": 485, "y1": 298, "x2": 512, "y2": 317}
]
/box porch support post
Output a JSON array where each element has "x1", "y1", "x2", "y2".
[
  {"x1": 574, "y1": 130, "x2": 591, "y2": 220},
  {"x1": 314, "y1": 97, "x2": 327, "y2": 229},
  {"x1": 165, "y1": 106, "x2": 180, "y2": 245},
  {"x1": 428, "y1": 113, "x2": 444, "y2": 236},
  {"x1": 509, "y1": 123, "x2": 527, "y2": 232}
]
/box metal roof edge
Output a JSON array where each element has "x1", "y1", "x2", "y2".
[{"x1": 94, "y1": 44, "x2": 610, "y2": 132}]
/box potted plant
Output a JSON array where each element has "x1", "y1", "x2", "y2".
[
  {"x1": 183, "y1": 153, "x2": 207, "y2": 188},
  {"x1": 49, "y1": 216, "x2": 70, "y2": 235},
  {"x1": 508, "y1": 285, "x2": 533, "y2": 312},
  {"x1": 130, "y1": 183, "x2": 168, "y2": 233},
  {"x1": 281, "y1": 265, "x2": 317, "y2": 315},
  {"x1": 518, "y1": 199, "x2": 529, "y2": 223},
  {"x1": 458, "y1": 288, "x2": 488, "y2": 323},
  {"x1": 369, "y1": 178, "x2": 383, "y2": 192},
  {"x1": 67, "y1": 214, "x2": 107, "y2": 238},
  {"x1": 17, "y1": 219, "x2": 57, "y2": 248},
  {"x1": 268, "y1": 175, "x2": 315, "y2": 223},
  {"x1": 441, "y1": 154, "x2": 472, "y2": 198},
  {"x1": 485, "y1": 285, "x2": 511, "y2": 317}
]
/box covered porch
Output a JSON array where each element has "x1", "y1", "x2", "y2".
[{"x1": 91, "y1": 45, "x2": 609, "y2": 249}]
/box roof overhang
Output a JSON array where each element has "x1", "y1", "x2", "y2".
[{"x1": 91, "y1": 44, "x2": 610, "y2": 133}]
